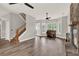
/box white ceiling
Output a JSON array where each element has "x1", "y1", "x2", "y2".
[{"x1": 0, "y1": 3, "x2": 70, "y2": 20}]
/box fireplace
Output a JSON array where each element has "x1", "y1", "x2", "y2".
[{"x1": 70, "y1": 24, "x2": 78, "y2": 48}]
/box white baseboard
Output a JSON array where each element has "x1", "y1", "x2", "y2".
[
  {"x1": 56, "y1": 34, "x2": 66, "y2": 39},
  {"x1": 19, "y1": 37, "x2": 35, "y2": 42}
]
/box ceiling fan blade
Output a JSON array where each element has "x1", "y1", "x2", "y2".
[
  {"x1": 24, "y1": 3, "x2": 34, "y2": 9},
  {"x1": 9, "y1": 3, "x2": 34, "y2": 9},
  {"x1": 9, "y1": 3, "x2": 17, "y2": 5}
]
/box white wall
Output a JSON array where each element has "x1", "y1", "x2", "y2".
[
  {"x1": 0, "y1": 5, "x2": 9, "y2": 16},
  {"x1": 19, "y1": 15, "x2": 36, "y2": 42}
]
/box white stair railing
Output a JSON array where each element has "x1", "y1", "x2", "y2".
[{"x1": 18, "y1": 14, "x2": 26, "y2": 23}]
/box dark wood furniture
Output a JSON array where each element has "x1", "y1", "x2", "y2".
[{"x1": 46, "y1": 30, "x2": 56, "y2": 38}]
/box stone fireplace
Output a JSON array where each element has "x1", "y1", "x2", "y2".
[{"x1": 70, "y1": 3, "x2": 79, "y2": 51}]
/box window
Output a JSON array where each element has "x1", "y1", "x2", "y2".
[
  {"x1": 48, "y1": 23, "x2": 57, "y2": 30},
  {"x1": 47, "y1": 22, "x2": 61, "y2": 34}
]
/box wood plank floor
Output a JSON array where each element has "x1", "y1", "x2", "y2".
[{"x1": 0, "y1": 37, "x2": 66, "y2": 56}]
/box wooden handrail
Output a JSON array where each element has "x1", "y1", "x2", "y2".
[
  {"x1": 17, "y1": 23, "x2": 26, "y2": 33},
  {"x1": 19, "y1": 13, "x2": 26, "y2": 20},
  {"x1": 16, "y1": 29, "x2": 19, "y2": 41},
  {"x1": 15, "y1": 23, "x2": 26, "y2": 42}
]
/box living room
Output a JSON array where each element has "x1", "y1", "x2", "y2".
[{"x1": 0, "y1": 3, "x2": 79, "y2": 56}]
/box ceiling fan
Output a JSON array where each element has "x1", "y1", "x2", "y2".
[
  {"x1": 9, "y1": 3, "x2": 34, "y2": 9},
  {"x1": 45, "y1": 12, "x2": 51, "y2": 20}
]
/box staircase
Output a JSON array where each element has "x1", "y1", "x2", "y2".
[{"x1": 10, "y1": 13, "x2": 26, "y2": 46}]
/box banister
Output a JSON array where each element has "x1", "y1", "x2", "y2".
[
  {"x1": 18, "y1": 14, "x2": 26, "y2": 23},
  {"x1": 15, "y1": 23, "x2": 26, "y2": 42}
]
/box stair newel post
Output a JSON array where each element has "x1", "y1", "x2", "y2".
[{"x1": 15, "y1": 29, "x2": 19, "y2": 46}]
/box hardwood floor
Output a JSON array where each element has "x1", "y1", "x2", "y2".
[
  {"x1": 0, "y1": 39, "x2": 9, "y2": 49},
  {"x1": 0, "y1": 37, "x2": 66, "y2": 56},
  {"x1": 65, "y1": 42, "x2": 79, "y2": 56}
]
